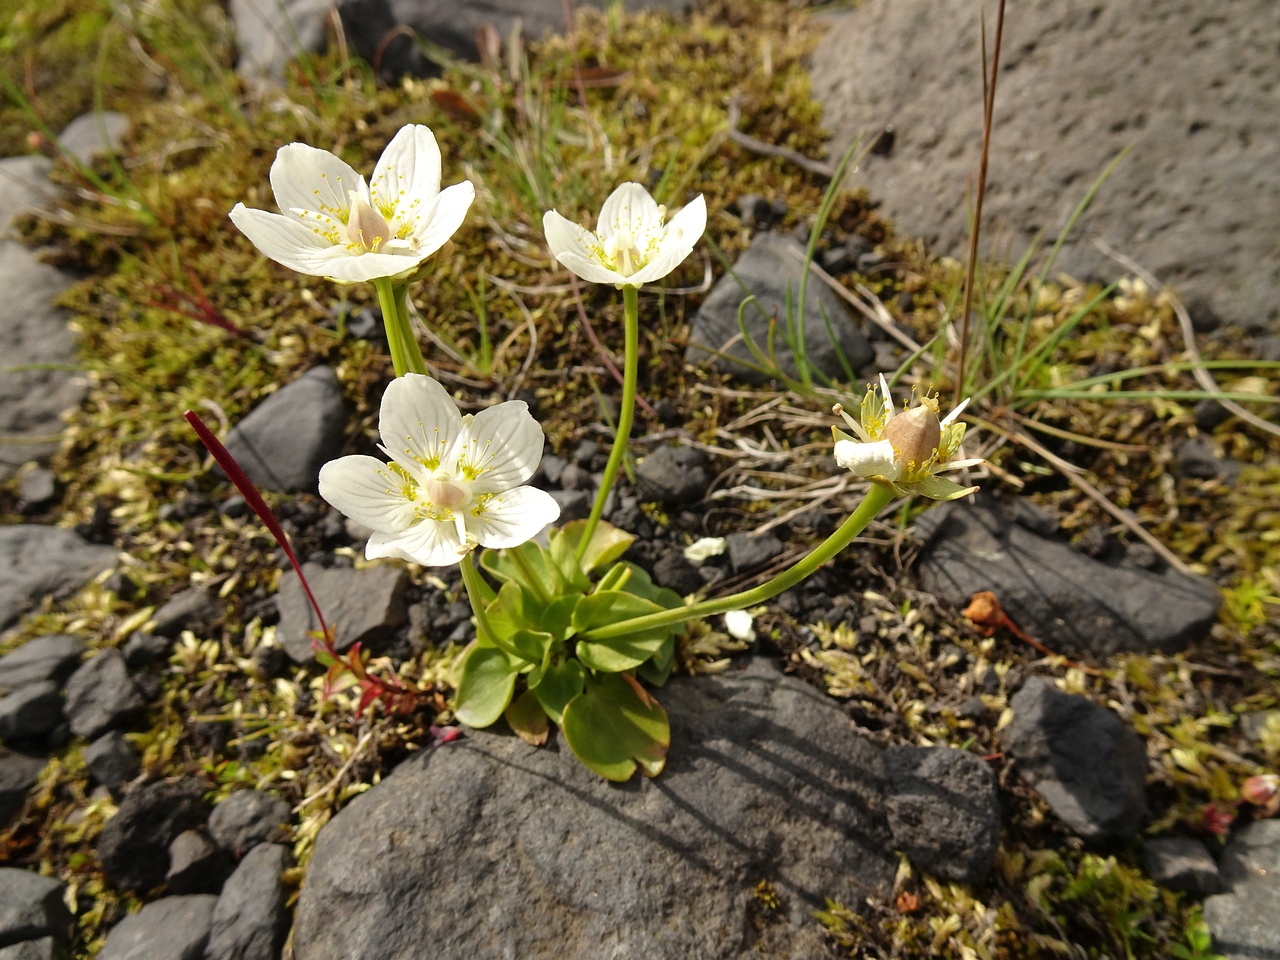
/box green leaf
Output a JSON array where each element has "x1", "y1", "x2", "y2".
[
  {"x1": 557, "y1": 519, "x2": 635, "y2": 574},
  {"x1": 504, "y1": 690, "x2": 550, "y2": 745},
  {"x1": 453, "y1": 644, "x2": 523, "y2": 728},
  {"x1": 486, "y1": 579, "x2": 531, "y2": 639},
  {"x1": 508, "y1": 628, "x2": 554, "y2": 664},
  {"x1": 530, "y1": 657, "x2": 585, "y2": 725},
  {"x1": 547, "y1": 529, "x2": 591, "y2": 593},
  {"x1": 481, "y1": 540, "x2": 560, "y2": 595},
  {"x1": 572, "y1": 590, "x2": 669, "y2": 672},
  {"x1": 541, "y1": 594, "x2": 581, "y2": 642},
  {"x1": 636, "y1": 635, "x2": 676, "y2": 687},
  {"x1": 562, "y1": 673, "x2": 669, "y2": 781}
]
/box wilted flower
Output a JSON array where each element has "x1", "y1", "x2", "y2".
[
  {"x1": 832, "y1": 375, "x2": 981, "y2": 501},
  {"x1": 1242, "y1": 774, "x2": 1280, "y2": 817},
  {"x1": 318, "y1": 374, "x2": 559, "y2": 567},
  {"x1": 229, "y1": 124, "x2": 474, "y2": 284},
  {"x1": 723, "y1": 610, "x2": 756, "y2": 642},
  {"x1": 542, "y1": 182, "x2": 706, "y2": 288}
]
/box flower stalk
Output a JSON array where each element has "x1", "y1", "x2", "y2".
[{"x1": 374, "y1": 277, "x2": 427, "y2": 376}]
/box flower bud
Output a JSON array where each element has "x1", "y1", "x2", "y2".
[
  {"x1": 881, "y1": 402, "x2": 941, "y2": 468},
  {"x1": 1242, "y1": 774, "x2": 1280, "y2": 815}
]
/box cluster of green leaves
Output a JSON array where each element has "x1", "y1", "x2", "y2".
[{"x1": 453, "y1": 520, "x2": 683, "y2": 781}]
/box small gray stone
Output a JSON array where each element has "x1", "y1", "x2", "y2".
[
  {"x1": 207, "y1": 790, "x2": 291, "y2": 858},
  {"x1": 1001, "y1": 677, "x2": 1147, "y2": 840},
  {"x1": 0, "y1": 683, "x2": 63, "y2": 742},
  {"x1": 222, "y1": 366, "x2": 346, "y2": 493},
  {"x1": 150, "y1": 584, "x2": 222, "y2": 638},
  {"x1": 725, "y1": 530, "x2": 784, "y2": 573},
  {"x1": 96, "y1": 895, "x2": 217, "y2": 960},
  {"x1": 0, "y1": 747, "x2": 45, "y2": 825},
  {"x1": 57, "y1": 112, "x2": 130, "y2": 165},
  {"x1": 0, "y1": 868, "x2": 71, "y2": 947},
  {"x1": 1142, "y1": 836, "x2": 1221, "y2": 894},
  {"x1": 166, "y1": 830, "x2": 230, "y2": 895},
  {"x1": 548, "y1": 489, "x2": 591, "y2": 523},
  {"x1": 63, "y1": 650, "x2": 145, "y2": 740},
  {"x1": 83, "y1": 731, "x2": 140, "y2": 796},
  {"x1": 205, "y1": 844, "x2": 289, "y2": 960},
  {"x1": 276, "y1": 562, "x2": 408, "y2": 663},
  {"x1": 686, "y1": 232, "x2": 872, "y2": 386},
  {"x1": 1175, "y1": 437, "x2": 1241, "y2": 484},
  {"x1": 0, "y1": 936, "x2": 59, "y2": 960},
  {"x1": 651, "y1": 547, "x2": 703, "y2": 597},
  {"x1": 634, "y1": 445, "x2": 710, "y2": 506},
  {"x1": 1204, "y1": 822, "x2": 1280, "y2": 960},
  {"x1": 1240, "y1": 711, "x2": 1280, "y2": 743},
  {"x1": 121, "y1": 631, "x2": 170, "y2": 668},
  {"x1": 0, "y1": 635, "x2": 85, "y2": 691},
  {"x1": 17, "y1": 469, "x2": 57, "y2": 510},
  {"x1": 0, "y1": 527, "x2": 116, "y2": 629},
  {"x1": 1218, "y1": 820, "x2": 1280, "y2": 889},
  {"x1": 883, "y1": 746, "x2": 1000, "y2": 884},
  {"x1": 97, "y1": 779, "x2": 209, "y2": 893}
]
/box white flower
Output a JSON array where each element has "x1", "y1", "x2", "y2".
[
  {"x1": 832, "y1": 375, "x2": 983, "y2": 501},
  {"x1": 542, "y1": 182, "x2": 706, "y2": 288},
  {"x1": 318, "y1": 374, "x2": 560, "y2": 567},
  {"x1": 723, "y1": 610, "x2": 756, "y2": 642},
  {"x1": 229, "y1": 124, "x2": 474, "y2": 284},
  {"x1": 683, "y1": 536, "x2": 727, "y2": 565}
]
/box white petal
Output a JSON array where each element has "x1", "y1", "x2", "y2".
[
  {"x1": 629, "y1": 247, "x2": 687, "y2": 285},
  {"x1": 878, "y1": 373, "x2": 895, "y2": 418},
  {"x1": 597, "y1": 182, "x2": 662, "y2": 242},
  {"x1": 723, "y1": 609, "x2": 756, "y2": 642},
  {"x1": 660, "y1": 194, "x2": 706, "y2": 255},
  {"x1": 229, "y1": 205, "x2": 331, "y2": 261},
  {"x1": 297, "y1": 249, "x2": 422, "y2": 284},
  {"x1": 378, "y1": 374, "x2": 463, "y2": 476},
  {"x1": 318, "y1": 456, "x2": 419, "y2": 533},
  {"x1": 370, "y1": 124, "x2": 441, "y2": 217},
  {"x1": 453, "y1": 400, "x2": 546, "y2": 494},
  {"x1": 834, "y1": 438, "x2": 900, "y2": 480},
  {"x1": 543, "y1": 209, "x2": 601, "y2": 263},
  {"x1": 403, "y1": 181, "x2": 474, "y2": 258},
  {"x1": 940, "y1": 396, "x2": 971, "y2": 428},
  {"x1": 549, "y1": 250, "x2": 627, "y2": 286},
  {"x1": 367, "y1": 521, "x2": 465, "y2": 567},
  {"x1": 940, "y1": 457, "x2": 985, "y2": 471},
  {"x1": 269, "y1": 143, "x2": 362, "y2": 220},
  {"x1": 466, "y1": 486, "x2": 561, "y2": 549}
]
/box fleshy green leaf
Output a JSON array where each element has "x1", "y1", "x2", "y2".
[
  {"x1": 453, "y1": 644, "x2": 523, "y2": 727},
  {"x1": 547, "y1": 529, "x2": 591, "y2": 593},
  {"x1": 561, "y1": 672, "x2": 669, "y2": 781},
  {"x1": 572, "y1": 590, "x2": 669, "y2": 672},
  {"x1": 481, "y1": 540, "x2": 561, "y2": 594},
  {"x1": 557, "y1": 519, "x2": 636, "y2": 574},
  {"x1": 508, "y1": 628, "x2": 554, "y2": 665},
  {"x1": 636, "y1": 635, "x2": 676, "y2": 687},
  {"x1": 530, "y1": 657, "x2": 585, "y2": 725},
  {"x1": 505, "y1": 690, "x2": 550, "y2": 746}
]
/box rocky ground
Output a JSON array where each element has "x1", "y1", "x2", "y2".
[{"x1": 1, "y1": 1, "x2": 1278, "y2": 959}]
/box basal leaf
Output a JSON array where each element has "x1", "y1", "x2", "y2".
[
  {"x1": 572, "y1": 590, "x2": 669, "y2": 672},
  {"x1": 530, "y1": 657, "x2": 585, "y2": 725},
  {"x1": 505, "y1": 690, "x2": 550, "y2": 746},
  {"x1": 453, "y1": 644, "x2": 523, "y2": 728},
  {"x1": 558, "y1": 519, "x2": 636, "y2": 574},
  {"x1": 561, "y1": 672, "x2": 669, "y2": 781}
]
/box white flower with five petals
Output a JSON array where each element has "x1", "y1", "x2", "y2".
[
  {"x1": 542, "y1": 182, "x2": 706, "y2": 288},
  {"x1": 832, "y1": 375, "x2": 983, "y2": 501},
  {"x1": 229, "y1": 124, "x2": 474, "y2": 284},
  {"x1": 318, "y1": 375, "x2": 560, "y2": 567}
]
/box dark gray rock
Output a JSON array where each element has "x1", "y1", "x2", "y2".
[
  {"x1": 651, "y1": 547, "x2": 703, "y2": 597},
  {"x1": 292, "y1": 657, "x2": 895, "y2": 960},
  {"x1": 83, "y1": 731, "x2": 140, "y2": 796},
  {"x1": 205, "y1": 844, "x2": 290, "y2": 960},
  {"x1": 276, "y1": 562, "x2": 408, "y2": 663},
  {"x1": 0, "y1": 635, "x2": 85, "y2": 692},
  {"x1": 166, "y1": 831, "x2": 230, "y2": 895},
  {"x1": 0, "y1": 747, "x2": 45, "y2": 825},
  {"x1": 17, "y1": 469, "x2": 57, "y2": 511},
  {"x1": 97, "y1": 779, "x2": 209, "y2": 893},
  {"x1": 686, "y1": 232, "x2": 872, "y2": 386},
  {"x1": 0, "y1": 868, "x2": 71, "y2": 947},
  {"x1": 207, "y1": 790, "x2": 291, "y2": 858},
  {"x1": 63, "y1": 650, "x2": 145, "y2": 740},
  {"x1": 1001, "y1": 677, "x2": 1147, "y2": 840},
  {"x1": 725, "y1": 530, "x2": 784, "y2": 573},
  {"x1": 0, "y1": 683, "x2": 62, "y2": 742},
  {"x1": 1204, "y1": 821, "x2": 1280, "y2": 960},
  {"x1": 150, "y1": 584, "x2": 222, "y2": 638},
  {"x1": 882, "y1": 746, "x2": 1000, "y2": 884},
  {"x1": 634, "y1": 445, "x2": 710, "y2": 506},
  {"x1": 916, "y1": 499, "x2": 1221, "y2": 658},
  {"x1": 0, "y1": 936, "x2": 60, "y2": 960},
  {"x1": 57, "y1": 112, "x2": 130, "y2": 165},
  {"x1": 121, "y1": 631, "x2": 170, "y2": 668},
  {"x1": 1175, "y1": 437, "x2": 1242, "y2": 485},
  {"x1": 221, "y1": 366, "x2": 346, "y2": 493},
  {"x1": 0, "y1": 527, "x2": 117, "y2": 629},
  {"x1": 547, "y1": 489, "x2": 591, "y2": 523},
  {"x1": 96, "y1": 895, "x2": 217, "y2": 960},
  {"x1": 1142, "y1": 836, "x2": 1221, "y2": 894},
  {"x1": 810, "y1": 0, "x2": 1280, "y2": 334},
  {"x1": 0, "y1": 157, "x2": 85, "y2": 481}
]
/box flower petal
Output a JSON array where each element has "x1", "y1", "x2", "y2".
[
  {"x1": 302, "y1": 250, "x2": 422, "y2": 284},
  {"x1": 229, "y1": 205, "x2": 332, "y2": 261},
  {"x1": 543, "y1": 209, "x2": 602, "y2": 263},
  {"x1": 454, "y1": 400, "x2": 546, "y2": 494},
  {"x1": 597, "y1": 182, "x2": 662, "y2": 242},
  {"x1": 366, "y1": 521, "x2": 466, "y2": 567},
  {"x1": 269, "y1": 143, "x2": 362, "y2": 220},
  {"x1": 378, "y1": 374, "x2": 463, "y2": 477},
  {"x1": 549, "y1": 250, "x2": 628, "y2": 286},
  {"x1": 834, "y1": 438, "x2": 900, "y2": 481},
  {"x1": 318, "y1": 455, "x2": 420, "y2": 533},
  {"x1": 940, "y1": 396, "x2": 970, "y2": 428},
  {"x1": 403, "y1": 180, "x2": 475, "y2": 259},
  {"x1": 466, "y1": 486, "x2": 561, "y2": 549},
  {"x1": 370, "y1": 124, "x2": 441, "y2": 219},
  {"x1": 878, "y1": 373, "x2": 896, "y2": 418}
]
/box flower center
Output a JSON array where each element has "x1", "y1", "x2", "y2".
[
  {"x1": 882, "y1": 404, "x2": 941, "y2": 469},
  {"x1": 605, "y1": 227, "x2": 644, "y2": 277},
  {"x1": 345, "y1": 190, "x2": 393, "y2": 252},
  {"x1": 422, "y1": 474, "x2": 472, "y2": 512}
]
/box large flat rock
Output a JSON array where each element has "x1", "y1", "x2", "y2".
[
  {"x1": 809, "y1": 0, "x2": 1280, "y2": 332},
  {"x1": 0, "y1": 526, "x2": 117, "y2": 631}
]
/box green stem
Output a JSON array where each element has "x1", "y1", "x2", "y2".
[
  {"x1": 374, "y1": 277, "x2": 428, "y2": 376},
  {"x1": 581, "y1": 483, "x2": 896, "y2": 641},
  {"x1": 576, "y1": 283, "x2": 640, "y2": 563},
  {"x1": 460, "y1": 553, "x2": 525, "y2": 661}
]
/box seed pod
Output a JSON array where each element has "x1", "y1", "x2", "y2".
[{"x1": 882, "y1": 404, "x2": 941, "y2": 467}]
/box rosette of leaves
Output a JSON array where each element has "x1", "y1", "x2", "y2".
[{"x1": 453, "y1": 520, "x2": 684, "y2": 781}]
